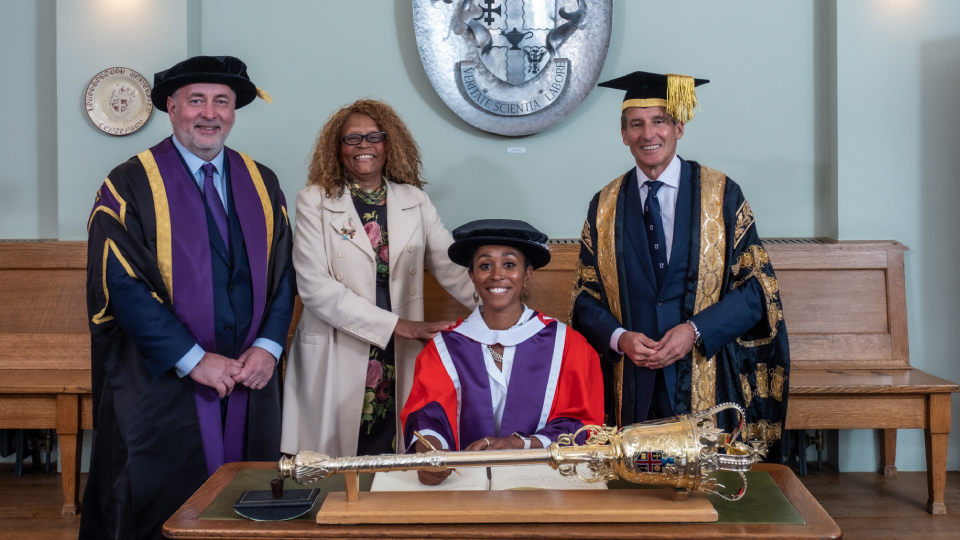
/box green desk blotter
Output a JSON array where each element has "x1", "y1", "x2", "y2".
[
  {"x1": 607, "y1": 471, "x2": 805, "y2": 525},
  {"x1": 202, "y1": 469, "x2": 803, "y2": 525}
]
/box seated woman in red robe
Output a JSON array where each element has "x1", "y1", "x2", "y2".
[{"x1": 399, "y1": 219, "x2": 604, "y2": 485}]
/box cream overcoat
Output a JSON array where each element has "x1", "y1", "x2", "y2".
[{"x1": 280, "y1": 181, "x2": 474, "y2": 457}]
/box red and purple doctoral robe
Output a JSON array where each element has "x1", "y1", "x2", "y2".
[{"x1": 400, "y1": 310, "x2": 604, "y2": 450}]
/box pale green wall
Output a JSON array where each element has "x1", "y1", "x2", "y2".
[
  {"x1": 833, "y1": 0, "x2": 960, "y2": 474},
  {"x1": 201, "y1": 0, "x2": 819, "y2": 239},
  {"x1": 55, "y1": 0, "x2": 188, "y2": 239},
  {"x1": 0, "y1": 0, "x2": 57, "y2": 239},
  {"x1": 1, "y1": 0, "x2": 958, "y2": 473}
]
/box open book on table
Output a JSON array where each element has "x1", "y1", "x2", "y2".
[{"x1": 370, "y1": 463, "x2": 608, "y2": 492}]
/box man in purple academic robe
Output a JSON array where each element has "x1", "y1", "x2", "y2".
[{"x1": 80, "y1": 56, "x2": 295, "y2": 540}]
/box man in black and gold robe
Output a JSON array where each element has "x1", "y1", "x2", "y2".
[
  {"x1": 81, "y1": 56, "x2": 294, "y2": 539},
  {"x1": 569, "y1": 71, "x2": 789, "y2": 456}
]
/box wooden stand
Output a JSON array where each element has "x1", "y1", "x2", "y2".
[
  {"x1": 343, "y1": 471, "x2": 359, "y2": 503},
  {"x1": 316, "y1": 489, "x2": 717, "y2": 525}
]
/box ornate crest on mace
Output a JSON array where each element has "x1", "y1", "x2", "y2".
[{"x1": 279, "y1": 403, "x2": 766, "y2": 501}]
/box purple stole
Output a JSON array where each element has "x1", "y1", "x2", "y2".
[
  {"x1": 143, "y1": 137, "x2": 270, "y2": 476},
  {"x1": 439, "y1": 321, "x2": 561, "y2": 447}
]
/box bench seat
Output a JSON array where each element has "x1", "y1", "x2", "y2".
[
  {"x1": 4, "y1": 238, "x2": 956, "y2": 517},
  {"x1": 0, "y1": 242, "x2": 92, "y2": 516}
]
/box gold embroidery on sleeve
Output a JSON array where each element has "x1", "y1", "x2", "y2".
[
  {"x1": 566, "y1": 259, "x2": 601, "y2": 325},
  {"x1": 92, "y1": 239, "x2": 137, "y2": 324},
  {"x1": 92, "y1": 238, "x2": 164, "y2": 325},
  {"x1": 745, "y1": 420, "x2": 782, "y2": 445},
  {"x1": 755, "y1": 363, "x2": 770, "y2": 399},
  {"x1": 691, "y1": 166, "x2": 726, "y2": 414},
  {"x1": 88, "y1": 207, "x2": 123, "y2": 233},
  {"x1": 87, "y1": 179, "x2": 128, "y2": 232},
  {"x1": 740, "y1": 374, "x2": 753, "y2": 408},
  {"x1": 576, "y1": 259, "x2": 598, "y2": 284},
  {"x1": 733, "y1": 244, "x2": 784, "y2": 347},
  {"x1": 733, "y1": 199, "x2": 755, "y2": 250},
  {"x1": 771, "y1": 366, "x2": 786, "y2": 402},
  {"x1": 580, "y1": 219, "x2": 594, "y2": 256}
]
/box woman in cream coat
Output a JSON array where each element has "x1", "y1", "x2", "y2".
[{"x1": 281, "y1": 100, "x2": 474, "y2": 458}]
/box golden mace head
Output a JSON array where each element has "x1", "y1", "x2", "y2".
[
  {"x1": 552, "y1": 402, "x2": 763, "y2": 500},
  {"x1": 279, "y1": 403, "x2": 765, "y2": 502}
]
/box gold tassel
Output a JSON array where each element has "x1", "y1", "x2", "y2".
[
  {"x1": 666, "y1": 74, "x2": 700, "y2": 123},
  {"x1": 256, "y1": 87, "x2": 273, "y2": 104}
]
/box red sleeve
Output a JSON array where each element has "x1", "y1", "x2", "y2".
[
  {"x1": 399, "y1": 339, "x2": 461, "y2": 450},
  {"x1": 547, "y1": 327, "x2": 605, "y2": 428}
]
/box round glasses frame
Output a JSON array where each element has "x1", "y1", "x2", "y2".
[{"x1": 341, "y1": 131, "x2": 386, "y2": 145}]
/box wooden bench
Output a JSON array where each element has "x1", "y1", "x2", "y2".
[
  {"x1": 6, "y1": 239, "x2": 956, "y2": 516},
  {"x1": 0, "y1": 241, "x2": 92, "y2": 516},
  {"x1": 771, "y1": 240, "x2": 959, "y2": 515},
  {"x1": 423, "y1": 239, "x2": 958, "y2": 515}
]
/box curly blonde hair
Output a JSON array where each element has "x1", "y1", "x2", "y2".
[{"x1": 306, "y1": 99, "x2": 425, "y2": 197}]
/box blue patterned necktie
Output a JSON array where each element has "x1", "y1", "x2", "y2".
[
  {"x1": 201, "y1": 163, "x2": 231, "y2": 259},
  {"x1": 643, "y1": 180, "x2": 667, "y2": 289}
]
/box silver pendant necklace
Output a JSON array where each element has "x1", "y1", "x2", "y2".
[{"x1": 486, "y1": 345, "x2": 503, "y2": 364}]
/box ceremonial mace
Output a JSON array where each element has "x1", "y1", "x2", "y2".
[{"x1": 279, "y1": 403, "x2": 767, "y2": 501}]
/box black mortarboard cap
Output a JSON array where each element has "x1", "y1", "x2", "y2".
[
  {"x1": 152, "y1": 55, "x2": 271, "y2": 112},
  {"x1": 598, "y1": 71, "x2": 709, "y2": 122},
  {"x1": 448, "y1": 219, "x2": 551, "y2": 270}
]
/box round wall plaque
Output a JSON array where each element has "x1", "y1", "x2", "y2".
[
  {"x1": 85, "y1": 67, "x2": 153, "y2": 136},
  {"x1": 414, "y1": 0, "x2": 613, "y2": 136}
]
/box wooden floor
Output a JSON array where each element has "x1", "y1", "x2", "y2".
[
  {"x1": 0, "y1": 463, "x2": 84, "y2": 540},
  {"x1": 798, "y1": 464, "x2": 960, "y2": 539},
  {"x1": 0, "y1": 463, "x2": 958, "y2": 539}
]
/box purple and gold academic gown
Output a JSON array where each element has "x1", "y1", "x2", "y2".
[
  {"x1": 82, "y1": 137, "x2": 293, "y2": 540},
  {"x1": 400, "y1": 308, "x2": 604, "y2": 451}
]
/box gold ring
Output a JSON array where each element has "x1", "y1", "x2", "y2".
[{"x1": 253, "y1": 380, "x2": 259, "y2": 387}]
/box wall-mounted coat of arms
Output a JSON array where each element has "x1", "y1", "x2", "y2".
[{"x1": 414, "y1": 0, "x2": 612, "y2": 136}]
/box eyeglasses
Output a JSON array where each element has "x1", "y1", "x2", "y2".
[{"x1": 341, "y1": 131, "x2": 386, "y2": 145}]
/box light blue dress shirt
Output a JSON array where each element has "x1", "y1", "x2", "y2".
[{"x1": 171, "y1": 136, "x2": 283, "y2": 377}]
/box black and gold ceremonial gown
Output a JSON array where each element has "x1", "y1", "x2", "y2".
[
  {"x1": 81, "y1": 137, "x2": 294, "y2": 539},
  {"x1": 569, "y1": 159, "x2": 789, "y2": 456}
]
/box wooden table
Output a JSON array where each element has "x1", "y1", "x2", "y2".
[
  {"x1": 164, "y1": 462, "x2": 841, "y2": 539},
  {"x1": 0, "y1": 369, "x2": 93, "y2": 515}
]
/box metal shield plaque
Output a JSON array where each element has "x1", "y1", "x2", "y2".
[{"x1": 414, "y1": 0, "x2": 612, "y2": 136}]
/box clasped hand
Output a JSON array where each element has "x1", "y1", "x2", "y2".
[
  {"x1": 618, "y1": 323, "x2": 696, "y2": 370},
  {"x1": 188, "y1": 346, "x2": 275, "y2": 398}
]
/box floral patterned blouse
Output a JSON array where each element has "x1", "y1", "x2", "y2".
[{"x1": 352, "y1": 196, "x2": 397, "y2": 455}]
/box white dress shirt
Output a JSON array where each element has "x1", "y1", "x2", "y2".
[
  {"x1": 420, "y1": 305, "x2": 551, "y2": 450},
  {"x1": 170, "y1": 136, "x2": 282, "y2": 377},
  {"x1": 609, "y1": 154, "x2": 682, "y2": 353}
]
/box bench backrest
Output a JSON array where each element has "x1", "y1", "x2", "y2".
[
  {"x1": 421, "y1": 240, "x2": 910, "y2": 371},
  {"x1": 768, "y1": 240, "x2": 908, "y2": 369},
  {"x1": 3, "y1": 239, "x2": 908, "y2": 373},
  {"x1": 0, "y1": 242, "x2": 89, "y2": 369}
]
